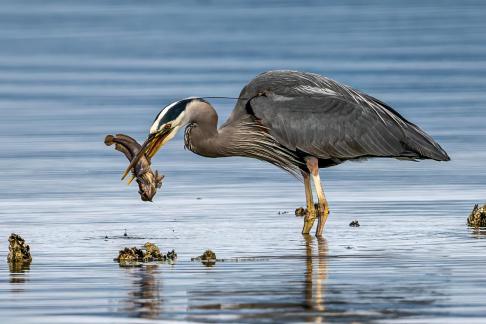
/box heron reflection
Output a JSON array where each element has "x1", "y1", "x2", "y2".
[{"x1": 186, "y1": 235, "x2": 329, "y2": 321}]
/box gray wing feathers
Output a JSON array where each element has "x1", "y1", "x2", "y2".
[{"x1": 231, "y1": 70, "x2": 449, "y2": 162}]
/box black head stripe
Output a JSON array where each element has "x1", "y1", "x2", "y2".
[
  {"x1": 159, "y1": 100, "x2": 188, "y2": 125},
  {"x1": 153, "y1": 98, "x2": 208, "y2": 126},
  {"x1": 153, "y1": 99, "x2": 189, "y2": 125}
]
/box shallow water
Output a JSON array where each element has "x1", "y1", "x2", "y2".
[{"x1": 1, "y1": 0, "x2": 486, "y2": 323}]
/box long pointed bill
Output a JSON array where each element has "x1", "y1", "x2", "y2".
[{"x1": 121, "y1": 131, "x2": 169, "y2": 180}]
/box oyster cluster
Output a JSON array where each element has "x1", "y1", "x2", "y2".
[
  {"x1": 191, "y1": 249, "x2": 217, "y2": 266},
  {"x1": 467, "y1": 204, "x2": 486, "y2": 227},
  {"x1": 114, "y1": 242, "x2": 176, "y2": 266},
  {"x1": 7, "y1": 233, "x2": 32, "y2": 265}
]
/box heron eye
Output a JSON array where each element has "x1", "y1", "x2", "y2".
[{"x1": 164, "y1": 124, "x2": 171, "y2": 129}]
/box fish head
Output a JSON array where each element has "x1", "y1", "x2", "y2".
[{"x1": 136, "y1": 171, "x2": 163, "y2": 202}]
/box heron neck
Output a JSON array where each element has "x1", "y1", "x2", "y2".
[{"x1": 184, "y1": 106, "x2": 232, "y2": 158}]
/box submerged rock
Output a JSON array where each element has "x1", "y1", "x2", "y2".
[
  {"x1": 114, "y1": 242, "x2": 176, "y2": 265},
  {"x1": 7, "y1": 233, "x2": 32, "y2": 265},
  {"x1": 468, "y1": 204, "x2": 486, "y2": 227},
  {"x1": 349, "y1": 220, "x2": 360, "y2": 227}
]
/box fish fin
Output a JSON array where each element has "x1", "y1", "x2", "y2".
[{"x1": 127, "y1": 175, "x2": 136, "y2": 185}]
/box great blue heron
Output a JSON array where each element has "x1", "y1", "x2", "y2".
[{"x1": 122, "y1": 70, "x2": 449, "y2": 236}]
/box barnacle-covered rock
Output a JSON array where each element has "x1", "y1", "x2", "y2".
[
  {"x1": 201, "y1": 250, "x2": 216, "y2": 262},
  {"x1": 7, "y1": 233, "x2": 32, "y2": 265},
  {"x1": 143, "y1": 242, "x2": 165, "y2": 262},
  {"x1": 192, "y1": 250, "x2": 217, "y2": 266},
  {"x1": 115, "y1": 242, "x2": 176, "y2": 265},
  {"x1": 115, "y1": 247, "x2": 144, "y2": 264},
  {"x1": 468, "y1": 204, "x2": 486, "y2": 227}
]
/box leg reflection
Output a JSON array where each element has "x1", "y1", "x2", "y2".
[{"x1": 304, "y1": 235, "x2": 328, "y2": 314}]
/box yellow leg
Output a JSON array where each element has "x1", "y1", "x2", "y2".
[
  {"x1": 306, "y1": 157, "x2": 330, "y2": 237},
  {"x1": 302, "y1": 171, "x2": 317, "y2": 234}
]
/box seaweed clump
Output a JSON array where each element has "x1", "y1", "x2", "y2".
[
  {"x1": 468, "y1": 204, "x2": 486, "y2": 227},
  {"x1": 7, "y1": 233, "x2": 32, "y2": 266},
  {"x1": 192, "y1": 250, "x2": 217, "y2": 266},
  {"x1": 114, "y1": 242, "x2": 176, "y2": 266}
]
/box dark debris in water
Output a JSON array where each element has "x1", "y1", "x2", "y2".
[
  {"x1": 114, "y1": 242, "x2": 177, "y2": 266},
  {"x1": 349, "y1": 220, "x2": 360, "y2": 227},
  {"x1": 468, "y1": 203, "x2": 486, "y2": 227},
  {"x1": 7, "y1": 233, "x2": 32, "y2": 266}
]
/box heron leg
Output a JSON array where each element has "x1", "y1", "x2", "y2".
[
  {"x1": 301, "y1": 171, "x2": 317, "y2": 234},
  {"x1": 306, "y1": 157, "x2": 330, "y2": 237}
]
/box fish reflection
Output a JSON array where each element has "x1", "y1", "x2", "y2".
[{"x1": 122, "y1": 264, "x2": 162, "y2": 319}]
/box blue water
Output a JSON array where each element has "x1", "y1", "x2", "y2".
[{"x1": 1, "y1": 1, "x2": 486, "y2": 323}]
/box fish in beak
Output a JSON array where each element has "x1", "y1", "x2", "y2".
[
  {"x1": 105, "y1": 134, "x2": 164, "y2": 201},
  {"x1": 121, "y1": 127, "x2": 173, "y2": 181}
]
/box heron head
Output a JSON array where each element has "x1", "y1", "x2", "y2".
[{"x1": 121, "y1": 97, "x2": 208, "y2": 180}]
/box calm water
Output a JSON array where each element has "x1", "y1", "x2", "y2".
[{"x1": 1, "y1": 0, "x2": 486, "y2": 323}]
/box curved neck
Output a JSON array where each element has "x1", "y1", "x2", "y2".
[
  {"x1": 184, "y1": 104, "x2": 230, "y2": 157},
  {"x1": 183, "y1": 101, "x2": 303, "y2": 177}
]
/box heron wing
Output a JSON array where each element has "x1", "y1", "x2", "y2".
[{"x1": 227, "y1": 70, "x2": 449, "y2": 162}]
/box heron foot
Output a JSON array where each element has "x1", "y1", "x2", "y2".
[{"x1": 302, "y1": 206, "x2": 318, "y2": 234}]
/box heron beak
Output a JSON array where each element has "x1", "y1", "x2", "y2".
[{"x1": 121, "y1": 128, "x2": 172, "y2": 181}]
